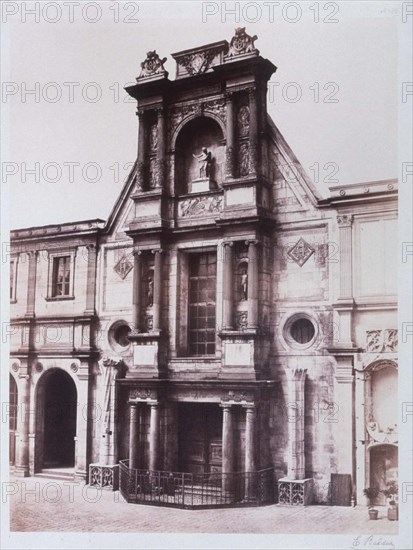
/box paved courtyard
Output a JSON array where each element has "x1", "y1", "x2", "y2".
[{"x1": 6, "y1": 475, "x2": 400, "y2": 537}]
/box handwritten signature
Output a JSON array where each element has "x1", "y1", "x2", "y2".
[{"x1": 352, "y1": 535, "x2": 395, "y2": 550}]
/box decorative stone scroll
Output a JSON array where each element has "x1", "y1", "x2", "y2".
[
  {"x1": 227, "y1": 28, "x2": 258, "y2": 58},
  {"x1": 366, "y1": 329, "x2": 398, "y2": 352},
  {"x1": 138, "y1": 50, "x2": 167, "y2": 79},
  {"x1": 179, "y1": 195, "x2": 223, "y2": 217},
  {"x1": 287, "y1": 238, "x2": 315, "y2": 267}
]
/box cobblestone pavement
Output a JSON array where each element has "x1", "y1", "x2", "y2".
[{"x1": 7, "y1": 475, "x2": 399, "y2": 536}]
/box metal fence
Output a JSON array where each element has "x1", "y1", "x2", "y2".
[{"x1": 119, "y1": 460, "x2": 275, "y2": 508}]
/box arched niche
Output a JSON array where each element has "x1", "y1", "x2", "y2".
[{"x1": 174, "y1": 116, "x2": 225, "y2": 194}]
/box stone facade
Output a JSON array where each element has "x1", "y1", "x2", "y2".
[{"x1": 9, "y1": 30, "x2": 398, "y2": 506}]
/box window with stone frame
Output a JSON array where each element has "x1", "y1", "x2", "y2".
[
  {"x1": 188, "y1": 252, "x2": 217, "y2": 356},
  {"x1": 10, "y1": 258, "x2": 17, "y2": 302},
  {"x1": 47, "y1": 250, "x2": 76, "y2": 300}
]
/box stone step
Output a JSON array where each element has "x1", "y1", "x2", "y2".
[{"x1": 36, "y1": 469, "x2": 75, "y2": 481}]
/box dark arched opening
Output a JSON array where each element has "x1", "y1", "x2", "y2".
[{"x1": 42, "y1": 369, "x2": 77, "y2": 468}]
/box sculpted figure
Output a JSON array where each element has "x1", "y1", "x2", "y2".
[{"x1": 192, "y1": 147, "x2": 212, "y2": 179}]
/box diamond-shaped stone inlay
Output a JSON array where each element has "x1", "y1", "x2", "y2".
[
  {"x1": 287, "y1": 238, "x2": 315, "y2": 267},
  {"x1": 114, "y1": 254, "x2": 133, "y2": 280}
]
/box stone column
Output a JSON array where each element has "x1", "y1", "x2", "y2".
[
  {"x1": 337, "y1": 214, "x2": 353, "y2": 301},
  {"x1": 334, "y1": 357, "x2": 354, "y2": 477},
  {"x1": 225, "y1": 93, "x2": 235, "y2": 178},
  {"x1": 244, "y1": 404, "x2": 256, "y2": 501},
  {"x1": 132, "y1": 251, "x2": 142, "y2": 333},
  {"x1": 336, "y1": 214, "x2": 354, "y2": 345},
  {"x1": 156, "y1": 108, "x2": 166, "y2": 188},
  {"x1": 248, "y1": 87, "x2": 258, "y2": 175},
  {"x1": 15, "y1": 374, "x2": 30, "y2": 477},
  {"x1": 84, "y1": 244, "x2": 97, "y2": 315},
  {"x1": 222, "y1": 242, "x2": 234, "y2": 329},
  {"x1": 75, "y1": 365, "x2": 89, "y2": 482},
  {"x1": 285, "y1": 367, "x2": 307, "y2": 480},
  {"x1": 128, "y1": 403, "x2": 139, "y2": 469},
  {"x1": 25, "y1": 251, "x2": 38, "y2": 317},
  {"x1": 149, "y1": 402, "x2": 160, "y2": 472},
  {"x1": 136, "y1": 110, "x2": 146, "y2": 191},
  {"x1": 244, "y1": 405, "x2": 256, "y2": 473},
  {"x1": 152, "y1": 249, "x2": 163, "y2": 332},
  {"x1": 221, "y1": 404, "x2": 234, "y2": 491},
  {"x1": 246, "y1": 240, "x2": 258, "y2": 329}
]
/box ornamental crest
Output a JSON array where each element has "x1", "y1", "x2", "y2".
[
  {"x1": 114, "y1": 253, "x2": 133, "y2": 280},
  {"x1": 287, "y1": 238, "x2": 315, "y2": 267},
  {"x1": 179, "y1": 48, "x2": 222, "y2": 76},
  {"x1": 138, "y1": 50, "x2": 167, "y2": 79},
  {"x1": 227, "y1": 28, "x2": 258, "y2": 57}
]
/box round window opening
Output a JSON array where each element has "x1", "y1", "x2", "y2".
[
  {"x1": 290, "y1": 318, "x2": 315, "y2": 344},
  {"x1": 114, "y1": 324, "x2": 131, "y2": 348}
]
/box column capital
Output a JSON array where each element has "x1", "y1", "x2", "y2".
[
  {"x1": 151, "y1": 248, "x2": 164, "y2": 255},
  {"x1": 337, "y1": 214, "x2": 353, "y2": 227},
  {"x1": 155, "y1": 106, "x2": 164, "y2": 116},
  {"x1": 243, "y1": 403, "x2": 256, "y2": 411},
  {"x1": 149, "y1": 401, "x2": 160, "y2": 408},
  {"x1": 248, "y1": 85, "x2": 258, "y2": 99},
  {"x1": 136, "y1": 109, "x2": 145, "y2": 118},
  {"x1": 220, "y1": 402, "x2": 233, "y2": 409},
  {"x1": 245, "y1": 239, "x2": 259, "y2": 248},
  {"x1": 86, "y1": 243, "x2": 96, "y2": 251},
  {"x1": 26, "y1": 250, "x2": 39, "y2": 259},
  {"x1": 18, "y1": 374, "x2": 30, "y2": 382},
  {"x1": 224, "y1": 91, "x2": 234, "y2": 102},
  {"x1": 133, "y1": 249, "x2": 143, "y2": 256},
  {"x1": 285, "y1": 367, "x2": 308, "y2": 382},
  {"x1": 222, "y1": 240, "x2": 234, "y2": 248}
]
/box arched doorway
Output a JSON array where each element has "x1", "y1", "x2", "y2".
[
  {"x1": 42, "y1": 369, "x2": 77, "y2": 468},
  {"x1": 369, "y1": 444, "x2": 398, "y2": 505}
]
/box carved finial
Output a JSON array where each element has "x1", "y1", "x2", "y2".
[
  {"x1": 138, "y1": 50, "x2": 167, "y2": 80},
  {"x1": 227, "y1": 27, "x2": 259, "y2": 58}
]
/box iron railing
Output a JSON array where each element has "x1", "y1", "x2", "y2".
[{"x1": 119, "y1": 460, "x2": 275, "y2": 508}]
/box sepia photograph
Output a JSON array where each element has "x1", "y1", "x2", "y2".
[{"x1": 1, "y1": 1, "x2": 412, "y2": 549}]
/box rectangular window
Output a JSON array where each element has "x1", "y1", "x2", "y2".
[
  {"x1": 10, "y1": 258, "x2": 18, "y2": 302},
  {"x1": 52, "y1": 255, "x2": 71, "y2": 297},
  {"x1": 10, "y1": 260, "x2": 15, "y2": 300},
  {"x1": 188, "y1": 252, "x2": 216, "y2": 356}
]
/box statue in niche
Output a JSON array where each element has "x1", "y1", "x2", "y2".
[
  {"x1": 149, "y1": 124, "x2": 158, "y2": 150},
  {"x1": 147, "y1": 274, "x2": 154, "y2": 307},
  {"x1": 192, "y1": 147, "x2": 212, "y2": 179},
  {"x1": 240, "y1": 266, "x2": 248, "y2": 301}
]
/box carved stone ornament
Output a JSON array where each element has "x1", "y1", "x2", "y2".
[
  {"x1": 366, "y1": 421, "x2": 398, "y2": 444},
  {"x1": 337, "y1": 214, "x2": 353, "y2": 226},
  {"x1": 239, "y1": 142, "x2": 250, "y2": 176},
  {"x1": 236, "y1": 311, "x2": 248, "y2": 330},
  {"x1": 224, "y1": 390, "x2": 248, "y2": 402},
  {"x1": 114, "y1": 253, "x2": 133, "y2": 280},
  {"x1": 237, "y1": 105, "x2": 250, "y2": 136},
  {"x1": 11, "y1": 362, "x2": 20, "y2": 372},
  {"x1": 366, "y1": 329, "x2": 398, "y2": 352},
  {"x1": 179, "y1": 195, "x2": 223, "y2": 217},
  {"x1": 138, "y1": 50, "x2": 167, "y2": 79},
  {"x1": 149, "y1": 123, "x2": 158, "y2": 150},
  {"x1": 149, "y1": 157, "x2": 160, "y2": 188},
  {"x1": 70, "y1": 362, "x2": 78, "y2": 373},
  {"x1": 129, "y1": 388, "x2": 152, "y2": 400},
  {"x1": 287, "y1": 238, "x2": 315, "y2": 267},
  {"x1": 178, "y1": 47, "x2": 222, "y2": 76},
  {"x1": 227, "y1": 27, "x2": 258, "y2": 57}
]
